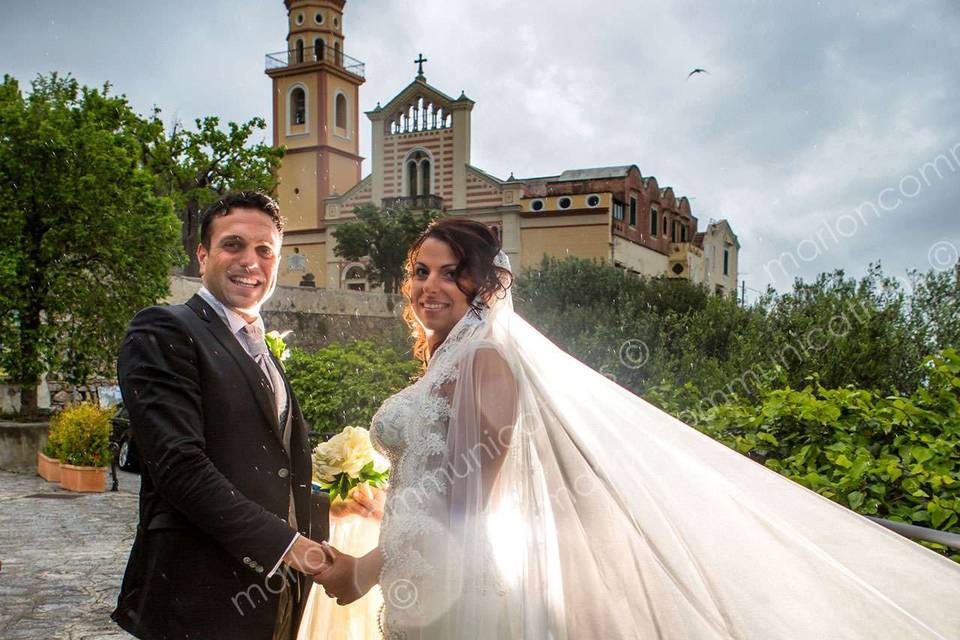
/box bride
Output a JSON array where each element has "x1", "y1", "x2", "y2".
[{"x1": 312, "y1": 217, "x2": 960, "y2": 639}]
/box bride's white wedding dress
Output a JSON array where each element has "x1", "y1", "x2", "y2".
[
  {"x1": 297, "y1": 511, "x2": 384, "y2": 640},
  {"x1": 349, "y1": 256, "x2": 960, "y2": 639}
]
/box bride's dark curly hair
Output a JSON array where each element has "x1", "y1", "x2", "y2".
[{"x1": 401, "y1": 217, "x2": 512, "y2": 364}]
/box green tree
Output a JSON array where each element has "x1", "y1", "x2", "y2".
[
  {"x1": 515, "y1": 256, "x2": 950, "y2": 404},
  {"x1": 147, "y1": 116, "x2": 284, "y2": 275},
  {"x1": 332, "y1": 204, "x2": 441, "y2": 293},
  {"x1": 752, "y1": 263, "x2": 919, "y2": 394},
  {"x1": 907, "y1": 263, "x2": 960, "y2": 356},
  {"x1": 0, "y1": 74, "x2": 181, "y2": 415}
]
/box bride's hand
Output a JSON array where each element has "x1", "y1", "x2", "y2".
[
  {"x1": 352, "y1": 484, "x2": 386, "y2": 520},
  {"x1": 329, "y1": 484, "x2": 386, "y2": 521}
]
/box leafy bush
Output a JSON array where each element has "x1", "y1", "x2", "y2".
[
  {"x1": 41, "y1": 418, "x2": 64, "y2": 459},
  {"x1": 54, "y1": 403, "x2": 114, "y2": 467},
  {"x1": 649, "y1": 350, "x2": 960, "y2": 560},
  {"x1": 285, "y1": 340, "x2": 420, "y2": 441}
]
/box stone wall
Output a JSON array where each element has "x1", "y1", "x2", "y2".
[
  {"x1": 1, "y1": 378, "x2": 119, "y2": 415},
  {"x1": 0, "y1": 420, "x2": 49, "y2": 472},
  {"x1": 166, "y1": 276, "x2": 408, "y2": 352}
]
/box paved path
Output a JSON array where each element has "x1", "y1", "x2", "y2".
[{"x1": 0, "y1": 469, "x2": 140, "y2": 639}]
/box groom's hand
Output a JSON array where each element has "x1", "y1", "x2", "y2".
[{"x1": 282, "y1": 535, "x2": 331, "y2": 576}]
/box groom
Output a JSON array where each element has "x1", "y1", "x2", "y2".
[{"x1": 113, "y1": 191, "x2": 329, "y2": 640}]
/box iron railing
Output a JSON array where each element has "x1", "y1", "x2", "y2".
[
  {"x1": 265, "y1": 42, "x2": 365, "y2": 79},
  {"x1": 870, "y1": 517, "x2": 960, "y2": 551},
  {"x1": 381, "y1": 194, "x2": 445, "y2": 211}
]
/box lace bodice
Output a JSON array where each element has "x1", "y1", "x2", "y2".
[{"x1": 370, "y1": 309, "x2": 492, "y2": 638}]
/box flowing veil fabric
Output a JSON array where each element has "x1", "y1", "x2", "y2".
[{"x1": 372, "y1": 253, "x2": 960, "y2": 639}]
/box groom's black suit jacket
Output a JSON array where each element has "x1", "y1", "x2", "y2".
[{"x1": 112, "y1": 294, "x2": 328, "y2": 640}]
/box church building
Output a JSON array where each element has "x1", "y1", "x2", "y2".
[{"x1": 266, "y1": 0, "x2": 740, "y2": 297}]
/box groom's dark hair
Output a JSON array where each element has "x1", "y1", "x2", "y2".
[{"x1": 199, "y1": 191, "x2": 285, "y2": 249}]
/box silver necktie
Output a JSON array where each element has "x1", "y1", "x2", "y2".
[{"x1": 240, "y1": 323, "x2": 287, "y2": 428}]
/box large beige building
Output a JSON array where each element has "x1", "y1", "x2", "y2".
[{"x1": 267, "y1": 0, "x2": 740, "y2": 298}]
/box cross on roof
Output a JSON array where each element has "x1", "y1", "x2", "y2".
[{"x1": 415, "y1": 53, "x2": 428, "y2": 78}]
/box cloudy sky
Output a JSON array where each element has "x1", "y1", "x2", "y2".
[{"x1": 3, "y1": 0, "x2": 959, "y2": 298}]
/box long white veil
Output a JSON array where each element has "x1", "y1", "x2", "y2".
[{"x1": 428, "y1": 252, "x2": 960, "y2": 639}]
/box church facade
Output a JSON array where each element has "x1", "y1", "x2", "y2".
[{"x1": 266, "y1": 0, "x2": 740, "y2": 298}]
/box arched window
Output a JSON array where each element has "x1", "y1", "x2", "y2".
[
  {"x1": 403, "y1": 149, "x2": 433, "y2": 197},
  {"x1": 343, "y1": 263, "x2": 367, "y2": 291},
  {"x1": 334, "y1": 41, "x2": 342, "y2": 65},
  {"x1": 407, "y1": 160, "x2": 418, "y2": 196},
  {"x1": 420, "y1": 160, "x2": 431, "y2": 195},
  {"x1": 291, "y1": 88, "x2": 306, "y2": 125},
  {"x1": 296, "y1": 39, "x2": 304, "y2": 63},
  {"x1": 314, "y1": 38, "x2": 324, "y2": 61},
  {"x1": 335, "y1": 93, "x2": 347, "y2": 129},
  {"x1": 344, "y1": 265, "x2": 365, "y2": 280}
]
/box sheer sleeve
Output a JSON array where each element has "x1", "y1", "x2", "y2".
[{"x1": 446, "y1": 344, "x2": 517, "y2": 524}]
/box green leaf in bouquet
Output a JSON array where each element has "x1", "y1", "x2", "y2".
[{"x1": 357, "y1": 460, "x2": 391, "y2": 488}]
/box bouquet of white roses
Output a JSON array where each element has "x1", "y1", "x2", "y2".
[{"x1": 312, "y1": 426, "x2": 390, "y2": 500}]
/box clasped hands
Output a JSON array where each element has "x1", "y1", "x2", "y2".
[{"x1": 282, "y1": 485, "x2": 384, "y2": 605}]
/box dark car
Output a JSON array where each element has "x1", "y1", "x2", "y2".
[{"x1": 110, "y1": 403, "x2": 140, "y2": 472}]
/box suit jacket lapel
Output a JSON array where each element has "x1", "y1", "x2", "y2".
[
  {"x1": 271, "y1": 351, "x2": 310, "y2": 452},
  {"x1": 185, "y1": 295, "x2": 284, "y2": 445}
]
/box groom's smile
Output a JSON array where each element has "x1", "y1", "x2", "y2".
[
  {"x1": 197, "y1": 207, "x2": 282, "y2": 322},
  {"x1": 228, "y1": 274, "x2": 263, "y2": 289}
]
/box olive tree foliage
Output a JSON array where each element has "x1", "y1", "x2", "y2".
[
  {"x1": 514, "y1": 257, "x2": 945, "y2": 403},
  {"x1": 0, "y1": 74, "x2": 181, "y2": 415}
]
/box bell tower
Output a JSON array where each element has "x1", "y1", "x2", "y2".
[{"x1": 266, "y1": 0, "x2": 364, "y2": 285}]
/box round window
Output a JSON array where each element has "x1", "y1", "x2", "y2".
[
  {"x1": 295, "y1": 12, "x2": 304, "y2": 25},
  {"x1": 672, "y1": 263, "x2": 685, "y2": 275},
  {"x1": 558, "y1": 196, "x2": 572, "y2": 209},
  {"x1": 333, "y1": 16, "x2": 339, "y2": 28},
  {"x1": 586, "y1": 194, "x2": 600, "y2": 207},
  {"x1": 530, "y1": 199, "x2": 545, "y2": 212},
  {"x1": 314, "y1": 12, "x2": 324, "y2": 24}
]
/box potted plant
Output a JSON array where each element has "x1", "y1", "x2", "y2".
[
  {"x1": 56, "y1": 403, "x2": 115, "y2": 493},
  {"x1": 37, "y1": 417, "x2": 64, "y2": 482}
]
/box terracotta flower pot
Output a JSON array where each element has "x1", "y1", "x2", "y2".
[
  {"x1": 37, "y1": 452, "x2": 61, "y2": 483},
  {"x1": 59, "y1": 464, "x2": 108, "y2": 493}
]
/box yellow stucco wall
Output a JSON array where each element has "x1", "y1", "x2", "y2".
[
  {"x1": 328, "y1": 156, "x2": 357, "y2": 198},
  {"x1": 520, "y1": 223, "x2": 609, "y2": 269},
  {"x1": 277, "y1": 241, "x2": 326, "y2": 288},
  {"x1": 276, "y1": 152, "x2": 319, "y2": 231}
]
